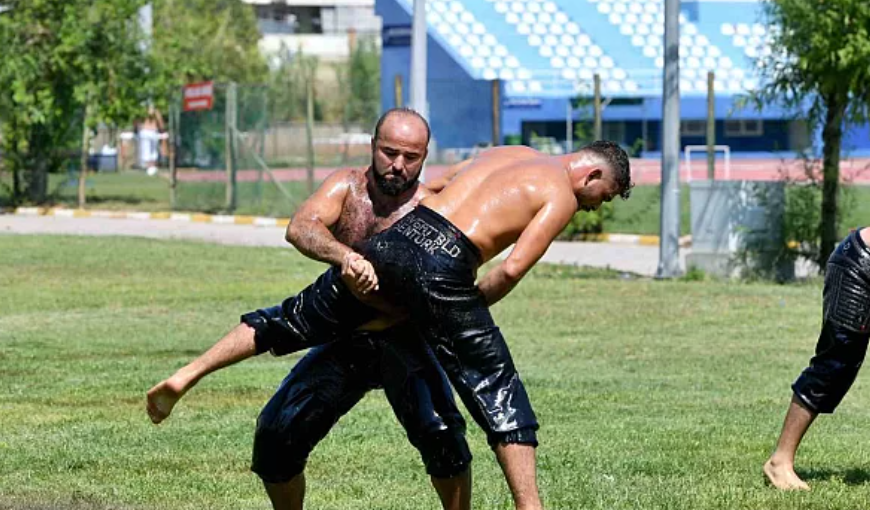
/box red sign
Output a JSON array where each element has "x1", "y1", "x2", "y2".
[{"x1": 183, "y1": 81, "x2": 214, "y2": 112}]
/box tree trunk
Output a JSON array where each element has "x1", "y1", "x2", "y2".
[
  {"x1": 27, "y1": 155, "x2": 48, "y2": 204},
  {"x1": 168, "y1": 103, "x2": 178, "y2": 210},
  {"x1": 819, "y1": 94, "x2": 846, "y2": 270},
  {"x1": 12, "y1": 164, "x2": 21, "y2": 202},
  {"x1": 79, "y1": 102, "x2": 92, "y2": 209}
]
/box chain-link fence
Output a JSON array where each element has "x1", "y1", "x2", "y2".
[{"x1": 168, "y1": 81, "x2": 373, "y2": 217}]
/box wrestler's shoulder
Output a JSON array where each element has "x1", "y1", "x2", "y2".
[
  {"x1": 322, "y1": 166, "x2": 368, "y2": 187},
  {"x1": 478, "y1": 145, "x2": 542, "y2": 160}
]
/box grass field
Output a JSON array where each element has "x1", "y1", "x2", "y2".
[
  {"x1": 3, "y1": 235, "x2": 870, "y2": 509},
  {"x1": 3, "y1": 171, "x2": 868, "y2": 236}
]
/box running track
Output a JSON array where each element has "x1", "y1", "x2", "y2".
[{"x1": 176, "y1": 158, "x2": 870, "y2": 185}]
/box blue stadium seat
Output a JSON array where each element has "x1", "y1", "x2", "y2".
[{"x1": 395, "y1": 0, "x2": 769, "y2": 98}]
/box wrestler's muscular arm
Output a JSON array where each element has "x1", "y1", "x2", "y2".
[
  {"x1": 477, "y1": 188, "x2": 576, "y2": 306},
  {"x1": 286, "y1": 170, "x2": 354, "y2": 264},
  {"x1": 286, "y1": 169, "x2": 376, "y2": 292}
]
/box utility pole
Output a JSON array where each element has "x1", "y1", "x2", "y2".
[
  {"x1": 410, "y1": 0, "x2": 428, "y2": 181},
  {"x1": 657, "y1": 0, "x2": 681, "y2": 278}
]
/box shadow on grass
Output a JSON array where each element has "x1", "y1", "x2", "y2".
[{"x1": 798, "y1": 466, "x2": 870, "y2": 486}]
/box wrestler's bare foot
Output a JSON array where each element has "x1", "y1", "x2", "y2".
[
  {"x1": 763, "y1": 458, "x2": 810, "y2": 491},
  {"x1": 146, "y1": 376, "x2": 188, "y2": 424}
]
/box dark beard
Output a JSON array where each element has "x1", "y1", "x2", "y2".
[{"x1": 372, "y1": 163, "x2": 416, "y2": 196}]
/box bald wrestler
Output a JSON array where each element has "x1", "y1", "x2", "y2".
[{"x1": 252, "y1": 140, "x2": 633, "y2": 510}]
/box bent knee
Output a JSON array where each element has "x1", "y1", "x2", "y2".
[{"x1": 419, "y1": 430, "x2": 473, "y2": 479}]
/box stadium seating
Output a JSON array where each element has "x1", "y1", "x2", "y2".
[{"x1": 395, "y1": 0, "x2": 768, "y2": 97}]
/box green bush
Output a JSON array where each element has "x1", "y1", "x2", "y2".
[{"x1": 559, "y1": 202, "x2": 614, "y2": 239}]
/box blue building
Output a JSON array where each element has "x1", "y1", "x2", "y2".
[{"x1": 377, "y1": 0, "x2": 870, "y2": 158}]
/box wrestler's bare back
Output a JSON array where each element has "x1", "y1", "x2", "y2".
[{"x1": 421, "y1": 146, "x2": 578, "y2": 262}]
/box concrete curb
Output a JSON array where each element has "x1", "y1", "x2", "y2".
[
  {"x1": 6, "y1": 207, "x2": 692, "y2": 246},
  {"x1": 10, "y1": 207, "x2": 291, "y2": 228}
]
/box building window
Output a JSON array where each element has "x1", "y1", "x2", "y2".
[
  {"x1": 725, "y1": 119, "x2": 763, "y2": 137},
  {"x1": 680, "y1": 120, "x2": 706, "y2": 137}
]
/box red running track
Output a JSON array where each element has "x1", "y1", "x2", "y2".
[{"x1": 176, "y1": 158, "x2": 870, "y2": 185}]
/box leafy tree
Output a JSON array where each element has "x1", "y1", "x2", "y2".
[
  {"x1": 69, "y1": 1, "x2": 150, "y2": 206},
  {"x1": 752, "y1": 0, "x2": 870, "y2": 267},
  {"x1": 342, "y1": 37, "x2": 380, "y2": 130},
  {"x1": 149, "y1": 0, "x2": 267, "y2": 112},
  {"x1": 266, "y1": 46, "x2": 322, "y2": 123},
  {"x1": 0, "y1": 0, "x2": 146, "y2": 203},
  {"x1": 0, "y1": 0, "x2": 267, "y2": 205}
]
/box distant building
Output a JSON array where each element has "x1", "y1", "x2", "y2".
[
  {"x1": 245, "y1": 0, "x2": 381, "y2": 61},
  {"x1": 376, "y1": 0, "x2": 870, "y2": 157}
]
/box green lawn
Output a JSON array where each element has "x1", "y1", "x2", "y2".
[
  {"x1": 0, "y1": 171, "x2": 317, "y2": 217},
  {"x1": 2, "y1": 235, "x2": 870, "y2": 509}
]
